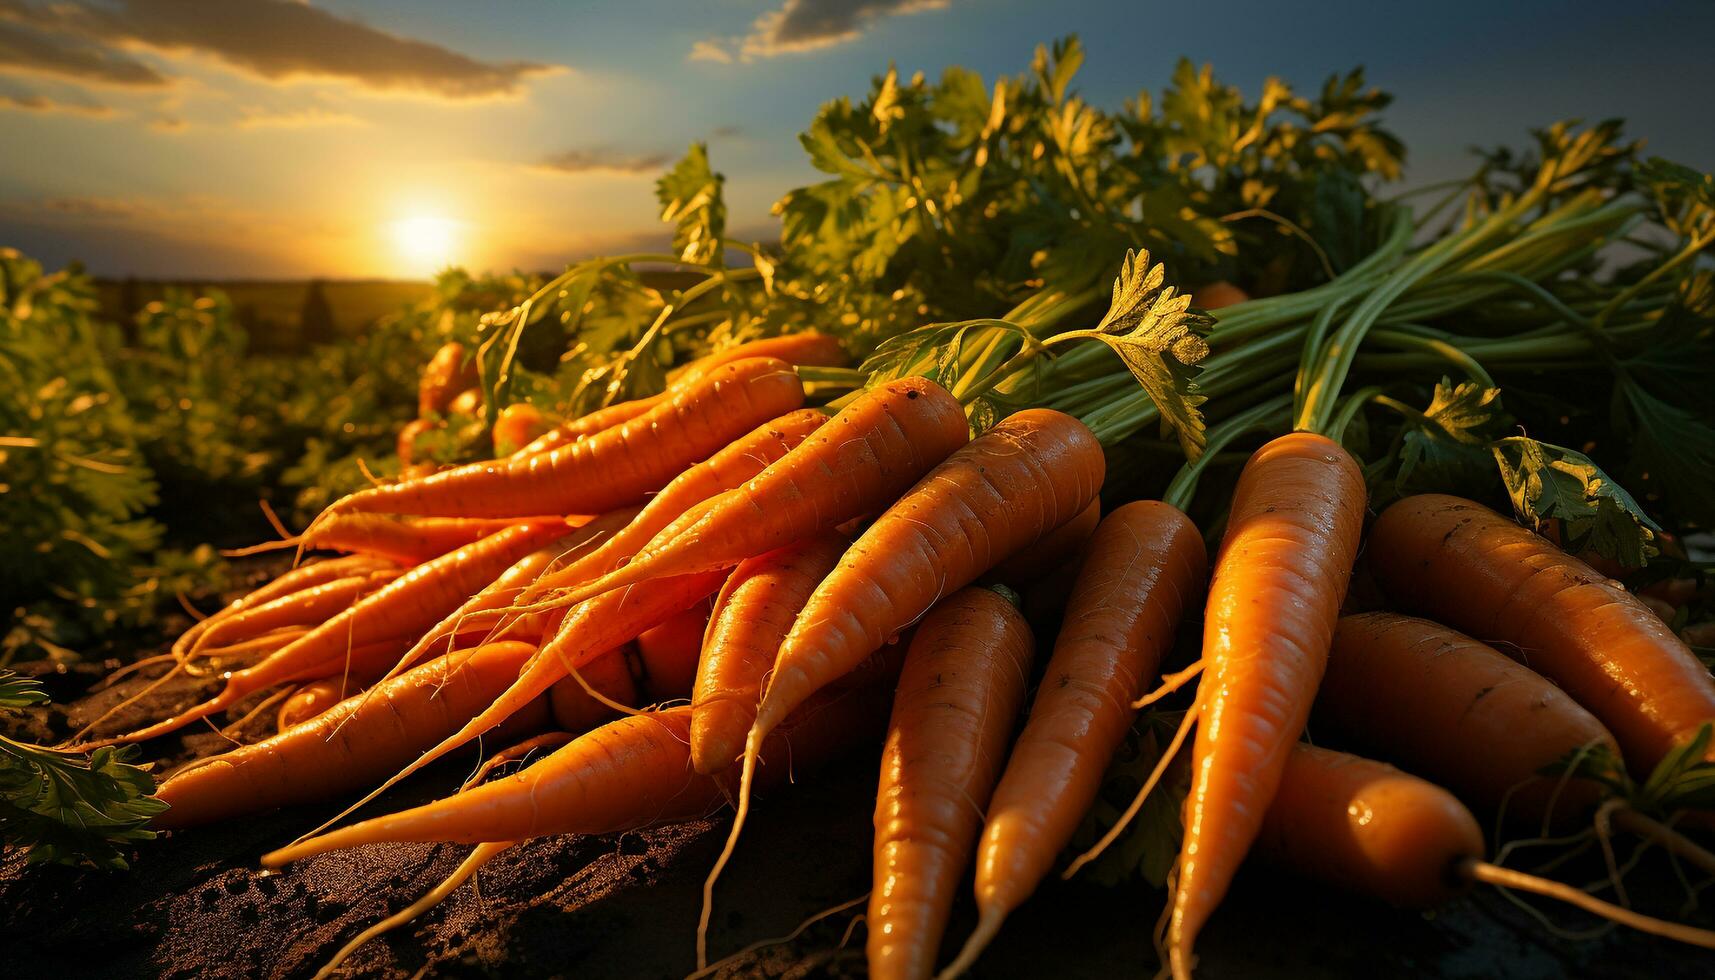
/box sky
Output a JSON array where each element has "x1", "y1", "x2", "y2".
[{"x1": 1, "y1": 0, "x2": 1711, "y2": 279}]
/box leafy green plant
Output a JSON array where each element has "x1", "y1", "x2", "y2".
[{"x1": 0, "y1": 670, "x2": 165, "y2": 869}]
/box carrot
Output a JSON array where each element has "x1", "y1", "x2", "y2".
[
  {"x1": 667, "y1": 330, "x2": 849, "y2": 385},
  {"x1": 186, "y1": 569, "x2": 398, "y2": 658},
  {"x1": 1367, "y1": 494, "x2": 1715, "y2": 771},
  {"x1": 1320, "y1": 612, "x2": 1619, "y2": 826},
  {"x1": 301, "y1": 515, "x2": 532, "y2": 566},
  {"x1": 447, "y1": 386, "x2": 482, "y2": 417},
  {"x1": 418, "y1": 341, "x2": 476, "y2": 418},
  {"x1": 492, "y1": 403, "x2": 553, "y2": 455},
  {"x1": 633, "y1": 600, "x2": 711, "y2": 701},
  {"x1": 261, "y1": 680, "x2": 893, "y2": 865},
  {"x1": 548, "y1": 644, "x2": 640, "y2": 732},
  {"x1": 516, "y1": 409, "x2": 829, "y2": 609},
  {"x1": 869, "y1": 587, "x2": 1035, "y2": 980},
  {"x1": 514, "y1": 396, "x2": 656, "y2": 457},
  {"x1": 948, "y1": 501, "x2": 1206, "y2": 976},
  {"x1": 984, "y1": 498, "x2": 1101, "y2": 587},
  {"x1": 548, "y1": 375, "x2": 970, "y2": 611},
  {"x1": 704, "y1": 408, "x2": 1103, "y2": 966},
  {"x1": 110, "y1": 522, "x2": 570, "y2": 744},
  {"x1": 318, "y1": 357, "x2": 805, "y2": 520},
  {"x1": 152, "y1": 641, "x2": 547, "y2": 830},
  {"x1": 386, "y1": 507, "x2": 643, "y2": 680},
  {"x1": 1257, "y1": 744, "x2": 1715, "y2": 949},
  {"x1": 289, "y1": 566, "x2": 733, "y2": 845},
  {"x1": 693, "y1": 534, "x2": 849, "y2": 775},
  {"x1": 173, "y1": 555, "x2": 394, "y2": 659},
  {"x1": 276, "y1": 679, "x2": 348, "y2": 731},
  {"x1": 516, "y1": 332, "x2": 846, "y2": 458},
  {"x1": 396, "y1": 417, "x2": 439, "y2": 466},
  {"x1": 1160, "y1": 432, "x2": 1366, "y2": 980}
]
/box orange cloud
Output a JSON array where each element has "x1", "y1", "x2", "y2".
[
  {"x1": 0, "y1": 0, "x2": 561, "y2": 99},
  {"x1": 533, "y1": 148, "x2": 671, "y2": 176},
  {"x1": 693, "y1": 0, "x2": 950, "y2": 62}
]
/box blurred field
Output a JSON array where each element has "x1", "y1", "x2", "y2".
[{"x1": 95, "y1": 279, "x2": 435, "y2": 352}]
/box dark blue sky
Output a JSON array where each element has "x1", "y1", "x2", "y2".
[{"x1": 2, "y1": 0, "x2": 1710, "y2": 277}]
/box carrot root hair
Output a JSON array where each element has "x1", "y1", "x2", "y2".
[
  {"x1": 937, "y1": 909, "x2": 1005, "y2": 980},
  {"x1": 699, "y1": 726, "x2": 764, "y2": 970},
  {"x1": 461, "y1": 732, "x2": 577, "y2": 792},
  {"x1": 687, "y1": 892, "x2": 869, "y2": 980},
  {"x1": 1465, "y1": 859, "x2": 1715, "y2": 949},
  {"x1": 1063, "y1": 701, "x2": 1202, "y2": 879},
  {"x1": 312, "y1": 841, "x2": 513, "y2": 980},
  {"x1": 1132, "y1": 659, "x2": 1204, "y2": 709}
]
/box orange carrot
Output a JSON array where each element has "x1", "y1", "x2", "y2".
[
  {"x1": 396, "y1": 417, "x2": 439, "y2": 466},
  {"x1": 548, "y1": 644, "x2": 640, "y2": 732},
  {"x1": 173, "y1": 555, "x2": 394, "y2": 659},
  {"x1": 492, "y1": 403, "x2": 553, "y2": 455},
  {"x1": 517, "y1": 332, "x2": 846, "y2": 458},
  {"x1": 1167, "y1": 433, "x2": 1366, "y2": 980},
  {"x1": 1257, "y1": 745, "x2": 1715, "y2": 950},
  {"x1": 667, "y1": 331, "x2": 848, "y2": 385},
  {"x1": 632, "y1": 600, "x2": 710, "y2": 701},
  {"x1": 1320, "y1": 612, "x2": 1619, "y2": 826},
  {"x1": 153, "y1": 641, "x2": 547, "y2": 830},
  {"x1": 949, "y1": 502, "x2": 1206, "y2": 975},
  {"x1": 514, "y1": 396, "x2": 656, "y2": 457},
  {"x1": 692, "y1": 534, "x2": 849, "y2": 775},
  {"x1": 276, "y1": 679, "x2": 348, "y2": 731},
  {"x1": 387, "y1": 507, "x2": 643, "y2": 680},
  {"x1": 548, "y1": 376, "x2": 970, "y2": 610},
  {"x1": 319, "y1": 357, "x2": 805, "y2": 520},
  {"x1": 984, "y1": 497, "x2": 1101, "y2": 587},
  {"x1": 290, "y1": 566, "x2": 733, "y2": 844},
  {"x1": 187, "y1": 569, "x2": 398, "y2": 658},
  {"x1": 705, "y1": 408, "x2": 1103, "y2": 966},
  {"x1": 869, "y1": 587, "x2": 1035, "y2": 980},
  {"x1": 517, "y1": 409, "x2": 828, "y2": 609},
  {"x1": 302, "y1": 515, "x2": 532, "y2": 567},
  {"x1": 1367, "y1": 494, "x2": 1715, "y2": 771},
  {"x1": 418, "y1": 341, "x2": 476, "y2": 418},
  {"x1": 261, "y1": 680, "x2": 893, "y2": 865},
  {"x1": 111, "y1": 522, "x2": 570, "y2": 744}
]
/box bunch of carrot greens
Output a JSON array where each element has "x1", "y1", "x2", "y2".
[{"x1": 5, "y1": 34, "x2": 1715, "y2": 980}]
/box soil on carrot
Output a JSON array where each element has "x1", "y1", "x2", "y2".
[{"x1": 4, "y1": 655, "x2": 1711, "y2": 979}]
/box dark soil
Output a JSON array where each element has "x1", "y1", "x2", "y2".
[{"x1": 4, "y1": 655, "x2": 1712, "y2": 979}]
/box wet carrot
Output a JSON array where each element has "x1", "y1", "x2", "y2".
[
  {"x1": 1368, "y1": 494, "x2": 1715, "y2": 771},
  {"x1": 869, "y1": 587, "x2": 1036, "y2": 980}
]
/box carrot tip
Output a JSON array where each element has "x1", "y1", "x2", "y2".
[{"x1": 936, "y1": 910, "x2": 1006, "y2": 980}]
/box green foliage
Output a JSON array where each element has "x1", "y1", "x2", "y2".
[
  {"x1": 0, "y1": 670, "x2": 166, "y2": 869},
  {"x1": 1491, "y1": 436, "x2": 1660, "y2": 569}
]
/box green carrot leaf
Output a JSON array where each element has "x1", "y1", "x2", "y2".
[
  {"x1": 1076, "y1": 248, "x2": 1213, "y2": 458},
  {"x1": 656, "y1": 142, "x2": 727, "y2": 267},
  {"x1": 1490, "y1": 436, "x2": 1659, "y2": 569},
  {"x1": 1396, "y1": 379, "x2": 1506, "y2": 492},
  {"x1": 1, "y1": 670, "x2": 166, "y2": 870}
]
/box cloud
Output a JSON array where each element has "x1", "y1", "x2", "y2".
[
  {"x1": 0, "y1": 18, "x2": 166, "y2": 86},
  {"x1": 0, "y1": 79, "x2": 111, "y2": 114},
  {"x1": 687, "y1": 40, "x2": 733, "y2": 64},
  {"x1": 0, "y1": 0, "x2": 560, "y2": 99},
  {"x1": 533, "y1": 148, "x2": 670, "y2": 177},
  {"x1": 693, "y1": 0, "x2": 949, "y2": 62},
  {"x1": 38, "y1": 195, "x2": 151, "y2": 217},
  {"x1": 236, "y1": 105, "x2": 362, "y2": 129}
]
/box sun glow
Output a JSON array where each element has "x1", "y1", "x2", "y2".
[{"x1": 389, "y1": 214, "x2": 463, "y2": 277}]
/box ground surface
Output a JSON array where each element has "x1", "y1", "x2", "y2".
[{"x1": 3, "y1": 650, "x2": 1711, "y2": 979}]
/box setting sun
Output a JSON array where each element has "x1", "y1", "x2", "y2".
[{"x1": 389, "y1": 214, "x2": 463, "y2": 276}]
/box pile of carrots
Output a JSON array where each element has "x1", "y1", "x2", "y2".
[{"x1": 77, "y1": 325, "x2": 1715, "y2": 979}]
